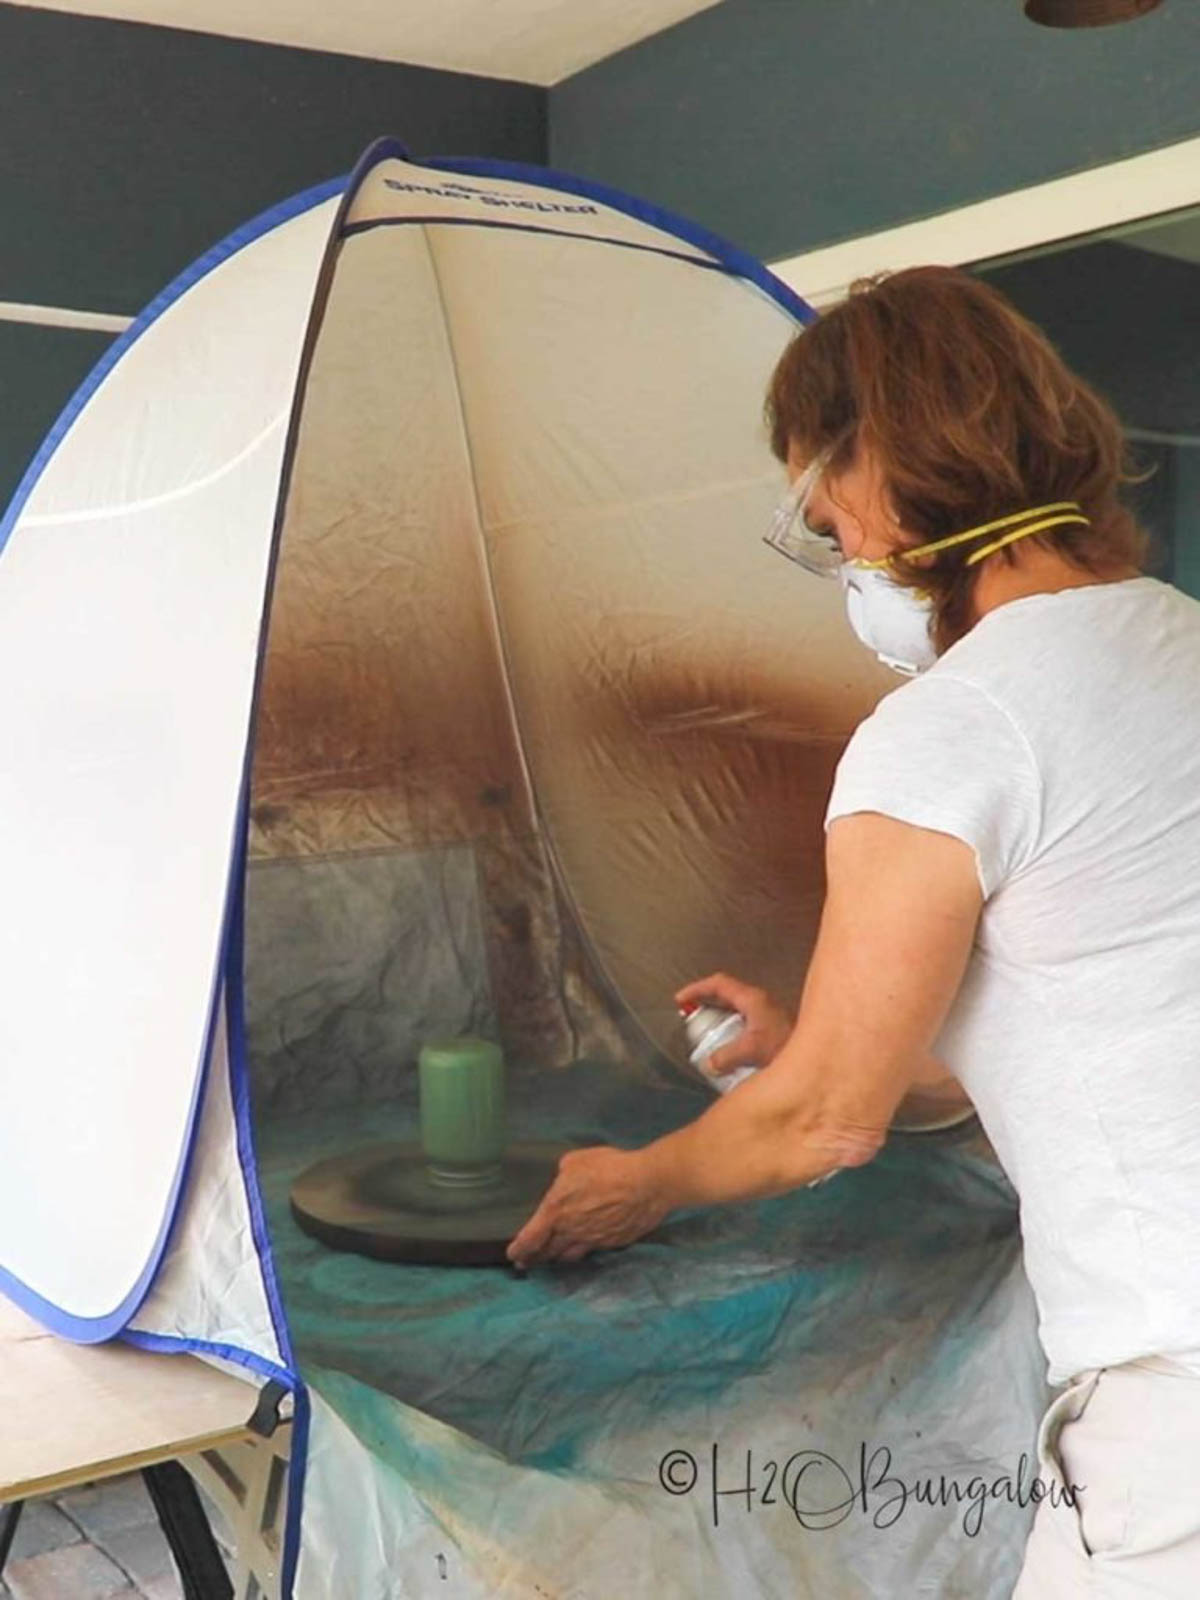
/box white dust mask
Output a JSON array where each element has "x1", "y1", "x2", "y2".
[
  {"x1": 765, "y1": 476, "x2": 1093, "y2": 676},
  {"x1": 839, "y1": 565, "x2": 936, "y2": 676}
]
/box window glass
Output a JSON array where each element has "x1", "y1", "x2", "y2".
[{"x1": 972, "y1": 205, "x2": 1200, "y2": 598}]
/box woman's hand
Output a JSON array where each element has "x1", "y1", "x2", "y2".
[
  {"x1": 506, "y1": 1146, "x2": 671, "y2": 1270},
  {"x1": 674, "y1": 972, "x2": 794, "y2": 1079}
]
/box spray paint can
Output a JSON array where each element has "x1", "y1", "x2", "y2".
[
  {"x1": 679, "y1": 1002, "x2": 758, "y2": 1092},
  {"x1": 678, "y1": 1000, "x2": 839, "y2": 1188}
]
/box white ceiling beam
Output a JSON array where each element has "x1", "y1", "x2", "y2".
[
  {"x1": 0, "y1": 300, "x2": 133, "y2": 333},
  {"x1": 772, "y1": 136, "x2": 1200, "y2": 309},
  {"x1": 4, "y1": 0, "x2": 722, "y2": 85}
]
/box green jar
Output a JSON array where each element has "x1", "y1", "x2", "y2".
[{"x1": 418, "y1": 1036, "x2": 506, "y2": 1176}]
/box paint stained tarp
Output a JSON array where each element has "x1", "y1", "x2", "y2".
[{"x1": 255, "y1": 1068, "x2": 1046, "y2": 1597}]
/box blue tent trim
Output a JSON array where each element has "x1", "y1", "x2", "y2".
[
  {"x1": 0, "y1": 1034, "x2": 217, "y2": 1344},
  {"x1": 0, "y1": 176, "x2": 346, "y2": 562},
  {"x1": 0, "y1": 790, "x2": 270, "y2": 1345},
  {"x1": 281, "y1": 1384, "x2": 312, "y2": 1597},
  {"x1": 419, "y1": 149, "x2": 816, "y2": 328},
  {"x1": 121, "y1": 1327, "x2": 310, "y2": 1599},
  {"x1": 0, "y1": 131, "x2": 815, "y2": 1594},
  {"x1": 226, "y1": 829, "x2": 297, "y2": 1371},
  {"x1": 338, "y1": 137, "x2": 813, "y2": 326},
  {"x1": 0, "y1": 176, "x2": 348, "y2": 1344},
  {"x1": 0, "y1": 138, "x2": 808, "y2": 1342},
  {"x1": 120, "y1": 1327, "x2": 296, "y2": 1389}
]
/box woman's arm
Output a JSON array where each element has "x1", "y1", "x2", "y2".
[
  {"x1": 507, "y1": 811, "x2": 983, "y2": 1265},
  {"x1": 642, "y1": 811, "x2": 983, "y2": 1205},
  {"x1": 892, "y1": 1053, "x2": 973, "y2": 1128}
]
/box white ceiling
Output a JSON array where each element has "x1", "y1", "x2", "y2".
[{"x1": 11, "y1": 0, "x2": 722, "y2": 85}]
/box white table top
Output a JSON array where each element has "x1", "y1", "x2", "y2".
[{"x1": 0, "y1": 1296, "x2": 260, "y2": 1501}]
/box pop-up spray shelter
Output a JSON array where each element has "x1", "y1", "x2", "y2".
[{"x1": 0, "y1": 141, "x2": 1052, "y2": 1597}]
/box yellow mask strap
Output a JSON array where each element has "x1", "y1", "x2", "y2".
[
  {"x1": 964, "y1": 511, "x2": 1090, "y2": 565},
  {"x1": 853, "y1": 501, "x2": 1090, "y2": 572}
]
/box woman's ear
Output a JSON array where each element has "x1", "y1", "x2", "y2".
[
  {"x1": 858, "y1": 449, "x2": 902, "y2": 532},
  {"x1": 831, "y1": 445, "x2": 899, "y2": 554},
  {"x1": 880, "y1": 482, "x2": 907, "y2": 538}
]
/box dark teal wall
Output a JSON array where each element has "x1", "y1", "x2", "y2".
[
  {"x1": 0, "y1": 3, "x2": 546, "y2": 512},
  {"x1": 551, "y1": 0, "x2": 1200, "y2": 264},
  {"x1": 0, "y1": 322, "x2": 114, "y2": 516},
  {"x1": 8, "y1": 3, "x2": 1196, "y2": 516},
  {"x1": 0, "y1": 4, "x2": 545, "y2": 314}
]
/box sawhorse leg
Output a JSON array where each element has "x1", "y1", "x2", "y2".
[
  {"x1": 1, "y1": 1477, "x2": 230, "y2": 1599},
  {"x1": 0, "y1": 1422, "x2": 287, "y2": 1599},
  {"x1": 143, "y1": 1461, "x2": 233, "y2": 1600},
  {"x1": 0, "y1": 1500, "x2": 24, "y2": 1575}
]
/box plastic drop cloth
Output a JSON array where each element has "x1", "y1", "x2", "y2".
[{"x1": 258, "y1": 1064, "x2": 1051, "y2": 1599}]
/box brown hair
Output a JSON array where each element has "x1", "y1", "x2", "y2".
[{"x1": 765, "y1": 266, "x2": 1149, "y2": 653}]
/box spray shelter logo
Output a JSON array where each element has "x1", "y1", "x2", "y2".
[{"x1": 383, "y1": 176, "x2": 601, "y2": 218}]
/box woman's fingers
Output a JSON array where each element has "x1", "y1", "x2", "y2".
[
  {"x1": 507, "y1": 1146, "x2": 667, "y2": 1270},
  {"x1": 706, "y1": 1037, "x2": 758, "y2": 1075},
  {"x1": 676, "y1": 972, "x2": 795, "y2": 1067},
  {"x1": 674, "y1": 971, "x2": 763, "y2": 1014},
  {"x1": 507, "y1": 1195, "x2": 556, "y2": 1268}
]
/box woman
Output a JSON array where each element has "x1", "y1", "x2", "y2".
[{"x1": 507, "y1": 266, "x2": 1200, "y2": 1594}]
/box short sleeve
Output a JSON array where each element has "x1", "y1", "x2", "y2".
[{"x1": 825, "y1": 673, "x2": 1042, "y2": 898}]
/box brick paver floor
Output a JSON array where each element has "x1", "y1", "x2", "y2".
[{"x1": 1, "y1": 1472, "x2": 233, "y2": 1599}]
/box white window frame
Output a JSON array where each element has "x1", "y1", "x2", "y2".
[
  {"x1": 771, "y1": 135, "x2": 1200, "y2": 309},
  {"x1": 0, "y1": 299, "x2": 131, "y2": 332},
  {"x1": 5, "y1": 134, "x2": 1200, "y2": 336}
]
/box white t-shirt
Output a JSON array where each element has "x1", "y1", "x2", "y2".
[{"x1": 825, "y1": 576, "x2": 1200, "y2": 1386}]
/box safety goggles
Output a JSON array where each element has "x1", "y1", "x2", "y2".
[
  {"x1": 764, "y1": 460, "x2": 1090, "y2": 579},
  {"x1": 761, "y1": 447, "x2": 843, "y2": 578}
]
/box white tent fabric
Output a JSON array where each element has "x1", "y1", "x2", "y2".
[
  {"x1": 0, "y1": 142, "x2": 1046, "y2": 1597},
  {"x1": 128, "y1": 989, "x2": 284, "y2": 1369},
  {"x1": 0, "y1": 191, "x2": 337, "y2": 1338}
]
